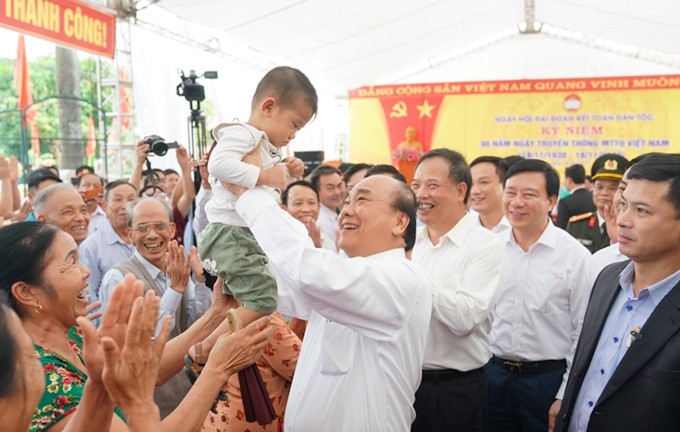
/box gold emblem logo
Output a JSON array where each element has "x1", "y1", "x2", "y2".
[{"x1": 604, "y1": 159, "x2": 618, "y2": 171}]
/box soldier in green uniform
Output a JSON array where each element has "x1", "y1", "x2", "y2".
[{"x1": 566, "y1": 153, "x2": 629, "y2": 253}]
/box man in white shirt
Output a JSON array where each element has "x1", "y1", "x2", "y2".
[
  {"x1": 487, "y1": 159, "x2": 593, "y2": 432},
  {"x1": 469, "y1": 156, "x2": 511, "y2": 234},
  {"x1": 411, "y1": 149, "x2": 504, "y2": 432},
  {"x1": 309, "y1": 164, "x2": 345, "y2": 244},
  {"x1": 231, "y1": 174, "x2": 431, "y2": 432}
]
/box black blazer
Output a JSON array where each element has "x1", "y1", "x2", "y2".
[
  {"x1": 555, "y1": 188, "x2": 596, "y2": 229},
  {"x1": 555, "y1": 260, "x2": 680, "y2": 432}
]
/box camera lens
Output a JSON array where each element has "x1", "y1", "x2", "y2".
[{"x1": 151, "y1": 141, "x2": 169, "y2": 156}]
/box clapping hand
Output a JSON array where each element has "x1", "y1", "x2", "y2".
[{"x1": 167, "y1": 240, "x2": 190, "y2": 294}]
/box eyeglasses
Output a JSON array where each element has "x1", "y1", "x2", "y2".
[{"x1": 132, "y1": 222, "x2": 171, "y2": 234}]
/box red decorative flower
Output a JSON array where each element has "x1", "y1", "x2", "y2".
[
  {"x1": 391, "y1": 148, "x2": 423, "y2": 162},
  {"x1": 56, "y1": 396, "x2": 69, "y2": 408}
]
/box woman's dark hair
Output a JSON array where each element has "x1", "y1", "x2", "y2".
[
  {"x1": 0, "y1": 222, "x2": 60, "y2": 314},
  {"x1": 0, "y1": 303, "x2": 18, "y2": 397}
]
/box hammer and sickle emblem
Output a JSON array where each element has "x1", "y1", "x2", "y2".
[{"x1": 389, "y1": 101, "x2": 408, "y2": 118}]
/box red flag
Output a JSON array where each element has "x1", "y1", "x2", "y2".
[
  {"x1": 119, "y1": 68, "x2": 132, "y2": 128},
  {"x1": 13, "y1": 36, "x2": 36, "y2": 126},
  {"x1": 31, "y1": 122, "x2": 40, "y2": 158},
  {"x1": 86, "y1": 115, "x2": 97, "y2": 158}
]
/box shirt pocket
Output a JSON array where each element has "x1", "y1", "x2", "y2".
[
  {"x1": 526, "y1": 271, "x2": 568, "y2": 315},
  {"x1": 320, "y1": 321, "x2": 356, "y2": 375}
]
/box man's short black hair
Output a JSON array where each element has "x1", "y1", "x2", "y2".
[
  {"x1": 163, "y1": 168, "x2": 179, "y2": 176},
  {"x1": 26, "y1": 168, "x2": 62, "y2": 191},
  {"x1": 565, "y1": 164, "x2": 586, "y2": 184},
  {"x1": 417, "y1": 148, "x2": 471, "y2": 204},
  {"x1": 470, "y1": 156, "x2": 509, "y2": 182},
  {"x1": 104, "y1": 180, "x2": 137, "y2": 202},
  {"x1": 365, "y1": 164, "x2": 407, "y2": 184},
  {"x1": 504, "y1": 155, "x2": 526, "y2": 169},
  {"x1": 309, "y1": 164, "x2": 342, "y2": 189},
  {"x1": 75, "y1": 165, "x2": 95, "y2": 176},
  {"x1": 252, "y1": 66, "x2": 318, "y2": 117},
  {"x1": 626, "y1": 153, "x2": 680, "y2": 219},
  {"x1": 343, "y1": 163, "x2": 373, "y2": 185},
  {"x1": 281, "y1": 180, "x2": 319, "y2": 206},
  {"x1": 503, "y1": 159, "x2": 560, "y2": 199},
  {"x1": 390, "y1": 181, "x2": 418, "y2": 252}
]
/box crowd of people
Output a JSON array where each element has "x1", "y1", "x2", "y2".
[{"x1": 1, "y1": 65, "x2": 680, "y2": 432}]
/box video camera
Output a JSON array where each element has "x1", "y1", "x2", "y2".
[
  {"x1": 176, "y1": 69, "x2": 218, "y2": 103},
  {"x1": 144, "y1": 135, "x2": 178, "y2": 157}
]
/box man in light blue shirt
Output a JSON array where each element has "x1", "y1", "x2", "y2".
[
  {"x1": 79, "y1": 180, "x2": 137, "y2": 302},
  {"x1": 556, "y1": 153, "x2": 680, "y2": 432}
]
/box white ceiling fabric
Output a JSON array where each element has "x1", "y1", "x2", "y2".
[{"x1": 153, "y1": 0, "x2": 680, "y2": 90}]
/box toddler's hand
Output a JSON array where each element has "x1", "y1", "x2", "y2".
[{"x1": 286, "y1": 157, "x2": 305, "y2": 179}]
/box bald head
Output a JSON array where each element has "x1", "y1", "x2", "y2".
[{"x1": 34, "y1": 184, "x2": 90, "y2": 243}]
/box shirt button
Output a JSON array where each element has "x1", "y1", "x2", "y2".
[
  {"x1": 613, "y1": 337, "x2": 619, "y2": 343},
  {"x1": 626, "y1": 305, "x2": 633, "y2": 311},
  {"x1": 600, "y1": 369, "x2": 605, "y2": 375},
  {"x1": 588, "y1": 401, "x2": 594, "y2": 407}
]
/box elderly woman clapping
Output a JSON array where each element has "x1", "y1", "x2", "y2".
[{"x1": 0, "y1": 222, "x2": 273, "y2": 432}]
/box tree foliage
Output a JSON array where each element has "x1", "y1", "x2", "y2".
[{"x1": 0, "y1": 53, "x2": 101, "y2": 168}]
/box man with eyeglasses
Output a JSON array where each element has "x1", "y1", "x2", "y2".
[{"x1": 99, "y1": 196, "x2": 211, "y2": 418}]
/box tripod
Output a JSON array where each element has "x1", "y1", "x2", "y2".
[{"x1": 187, "y1": 99, "x2": 208, "y2": 192}]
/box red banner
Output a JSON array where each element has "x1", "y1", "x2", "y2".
[
  {"x1": 1, "y1": 0, "x2": 116, "y2": 58},
  {"x1": 350, "y1": 75, "x2": 680, "y2": 98}
]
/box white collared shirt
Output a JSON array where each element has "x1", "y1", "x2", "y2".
[
  {"x1": 490, "y1": 221, "x2": 594, "y2": 398},
  {"x1": 413, "y1": 212, "x2": 505, "y2": 371},
  {"x1": 469, "y1": 210, "x2": 512, "y2": 234},
  {"x1": 590, "y1": 243, "x2": 628, "y2": 281},
  {"x1": 236, "y1": 187, "x2": 432, "y2": 432},
  {"x1": 87, "y1": 205, "x2": 108, "y2": 235},
  {"x1": 317, "y1": 204, "x2": 338, "y2": 247},
  {"x1": 205, "y1": 123, "x2": 282, "y2": 227}
]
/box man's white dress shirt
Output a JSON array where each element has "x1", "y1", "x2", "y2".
[
  {"x1": 236, "y1": 188, "x2": 432, "y2": 432},
  {"x1": 490, "y1": 221, "x2": 594, "y2": 397},
  {"x1": 413, "y1": 213, "x2": 504, "y2": 371},
  {"x1": 469, "y1": 211, "x2": 511, "y2": 234},
  {"x1": 317, "y1": 204, "x2": 338, "y2": 247}
]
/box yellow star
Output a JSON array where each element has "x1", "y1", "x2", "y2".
[{"x1": 416, "y1": 100, "x2": 436, "y2": 119}]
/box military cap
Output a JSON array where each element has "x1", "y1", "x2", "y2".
[{"x1": 591, "y1": 154, "x2": 629, "y2": 181}]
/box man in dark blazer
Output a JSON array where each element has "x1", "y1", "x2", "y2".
[
  {"x1": 555, "y1": 153, "x2": 680, "y2": 432},
  {"x1": 555, "y1": 164, "x2": 595, "y2": 229}
]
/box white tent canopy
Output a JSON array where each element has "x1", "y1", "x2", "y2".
[
  {"x1": 152, "y1": 0, "x2": 680, "y2": 90},
  {"x1": 127, "y1": 0, "x2": 680, "y2": 161}
]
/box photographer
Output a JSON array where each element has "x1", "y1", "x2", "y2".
[{"x1": 131, "y1": 139, "x2": 196, "y2": 246}]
